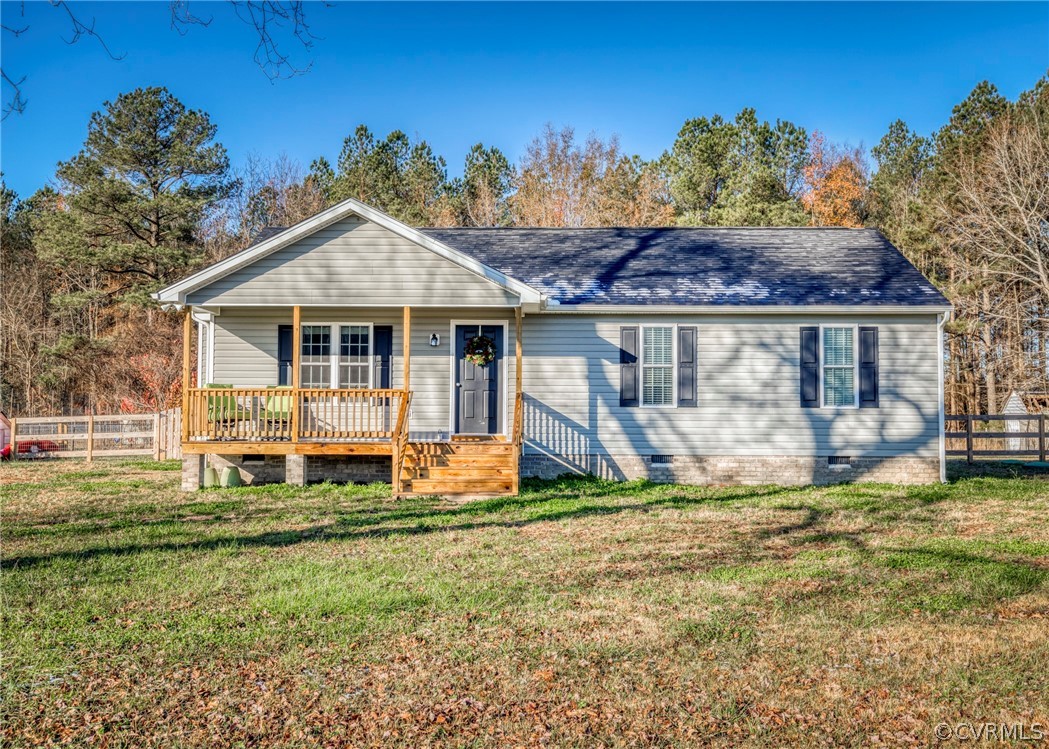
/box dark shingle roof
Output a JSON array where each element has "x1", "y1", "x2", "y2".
[
  {"x1": 421, "y1": 227, "x2": 947, "y2": 307},
  {"x1": 248, "y1": 226, "x2": 288, "y2": 247}
]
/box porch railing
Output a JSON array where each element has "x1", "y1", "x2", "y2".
[{"x1": 184, "y1": 388, "x2": 410, "y2": 442}]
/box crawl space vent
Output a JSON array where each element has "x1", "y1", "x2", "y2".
[
  {"x1": 650, "y1": 455, "x2": 674, "y2": 465},
  {"x1": 827, "y1": 456, "x2": 853, "y2": 466}
]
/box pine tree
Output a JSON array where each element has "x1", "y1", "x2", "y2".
[{"x1": 36, "y1": 86, "x2": 234, "y2": 306}]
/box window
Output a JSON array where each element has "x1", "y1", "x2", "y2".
[
  {"x1": 822, "y1": 326, "x2": 857, "y2": 408},
  {"x1": 300, "y1": 325, "x2": 332, "y2": 388},
  {"x1": 299, "y1": 323, "x2": 372, "y2": 389},
  {"x1": 642, "y1": 326, "x2": 675, "y2": 406},
  {"x1": 338, "y1": 325, "x2": 370, "y2": 388}
]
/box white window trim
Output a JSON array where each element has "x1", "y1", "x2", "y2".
[
  {"x1": 207, "y1": 318, "x2": 215, "y2": 386},
  {"x1": 819, "y1": 324, "x2": 859, "y2": 409},
  {"x1": 300, "y1": 322, "x2": 374, "y2": 389},
  {"x1": 336, "y1": 322, "x2": 375, "y2": 390},
  {"x1": 640, "y1": 324, "x2": 677, "y2": 409},
  {"x1": 194, "y1": 317, "x2": 215, "y2": 385},
  {"x1": 196, "y1": 320, "x2": 205, "y2": 385}
]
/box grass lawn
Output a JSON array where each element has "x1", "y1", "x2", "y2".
[{"x1": 2, "y1": 460, "x2": 1048, "y2": 747}]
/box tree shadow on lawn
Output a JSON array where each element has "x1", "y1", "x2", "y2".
[
  {"x1": 4, "y1": 479, "x2": 800, "y2": 570},
  {"x1": 736, "y1": 500, "x2": 1048, "y2": 610},
  {"x1": 6, "y1": 476, "x2": 1046, "y2": 612}
]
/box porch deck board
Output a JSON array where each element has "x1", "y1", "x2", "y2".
[{"x1": 182, "y1": 441, "x2": 393, "y2": 456}]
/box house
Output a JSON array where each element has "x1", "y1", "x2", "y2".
[
  {"x1": 1003, "y1": 390, "x2": 1049, "y2": 453},
  {"x1": 154, "y1": 198, "x2": 951, "y2": 495}
]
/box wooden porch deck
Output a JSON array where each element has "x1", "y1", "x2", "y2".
[
  {"x1": 181, "y1": 441, "x2": 394, "y2": 456},
  {"x1": 179, "y1": 305, "x2": 525, "y2": 496},
  {"x1": 181, "y1": 386, "x2": 524, "y2": 496}
]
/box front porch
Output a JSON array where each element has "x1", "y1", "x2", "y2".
[{"x1": 179, "y1": 305, "x2": 525, "y2": 496}]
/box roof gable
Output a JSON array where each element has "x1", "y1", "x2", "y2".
[
  {"x1": 185, "y1": 216, "x2": 524, "y2": 307},
  {"x1": 154, "y1": 198, "x2": 541, "y2": 306}
]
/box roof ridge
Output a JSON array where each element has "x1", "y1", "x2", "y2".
[{"x1": 420, "y1": 226, "x2": 873, "y2": 231}]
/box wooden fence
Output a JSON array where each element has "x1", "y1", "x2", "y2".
[
  {"x1": 945, "y1": 414, "x2": 1047, "y2": 464},
  {"x1": 8, "y1": 409, "x2": 182, "y2": 461},
  {"x1": 7, "y1": 409, "x2": 1047, "y2": 467}
]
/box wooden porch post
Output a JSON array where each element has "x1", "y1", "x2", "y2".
[
  {"x1": 394, "y1": 305, "x2": 412, "y2": 497},
  {"x1": 515, "y1": 307, "x2": 523, "y2": 397},
  {"x1": 403, "y1": 306, "x2": 411, "y2": 392},
  {"x1": 291, "y1": 305, "x2": 301, "y2": 442},
  {"x1": 181, "y1": 310, "x2": 192, "y2": 444},
  {"x1": 513, "y1": 307, "x2": 523, "y2": 495}
]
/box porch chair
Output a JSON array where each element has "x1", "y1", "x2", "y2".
[
  {"x1": 262, "y1": 386, "x2": 294, "y2": 436},
  {"x1": 205, "y1": 384, "x2": 237, "y2": 423}
]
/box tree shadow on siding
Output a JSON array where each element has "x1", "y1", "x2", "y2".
[
  {"x1": 523, "y1": 321, "x2": 700, "y2": 481},
  {"x1": 754, "y1": 325, "x2": 941, "y2": 485}
]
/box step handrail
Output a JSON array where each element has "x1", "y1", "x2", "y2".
[
  {"x1": 391, "y1": 391, "x2": 413, "y2": 496},
  {"x1": 511, "y1": 391, "x2": 524, "y2": 494}
]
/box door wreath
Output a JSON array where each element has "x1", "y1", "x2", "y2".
[{"x1": 465, "y1": 334, "x2": 497, "y2": 367}]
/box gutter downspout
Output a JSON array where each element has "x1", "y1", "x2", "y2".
[{"x1": 938, "y1": 310, "x2": 950, "y2": 483}]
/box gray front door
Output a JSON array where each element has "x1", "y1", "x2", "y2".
[{"x1": 455, "y1": 324, "x2": 502, "y2": 435}]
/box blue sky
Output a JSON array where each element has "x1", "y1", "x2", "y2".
[{"x1": 1, "y1": 1, "x2": 1046, "y2": 197}]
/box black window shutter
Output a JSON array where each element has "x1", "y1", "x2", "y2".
[
  {"x1": 374, "y1": 325, "x2": 393, "y2": 389},
  {"x1": 620, "y1": 326, "x2": 639, "y2": 407},
  {"x1": 859, "y1": 326, "x2": 879, "y2": 408},
  {"x1": 678, "y1": 326, "x2": 697, "y2": 407},
  {"x1": 800, "y1": 326, "x2": 820, "y2": 408},
  {"x1": 277, "y1": 325, "x2": 293, "y2": 386}
]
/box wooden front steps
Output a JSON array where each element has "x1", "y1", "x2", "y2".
[{"x1": 399, "y1": 440, "x2": 518, "y2": 497}]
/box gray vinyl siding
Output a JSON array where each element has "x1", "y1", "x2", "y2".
[
  {"x1": 211, "y1": 309, "x2": 287, "y2": 388},
  {"x1": 209, "y1": 307, "x2": 939, "y2": 459},
  {"x1": 521, "y1": 313, "x2": 941, "y2": 459},
  {"x1": 187, "y1": 217, "x2": 520, "y2": 307},
  {"x1": 210, "y1": 307, "x2": 517, "y2": 439}
]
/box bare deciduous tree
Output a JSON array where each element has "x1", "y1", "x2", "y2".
[
  {"x1": 2, "y1": 1, "x2": 326, "y2": 119},
  {"x1": 512, "y1": 126, "x2": 671, "y2": 227},
  {"x1": 942, "y1": 106, "x2": 1049, "y2": 300}
]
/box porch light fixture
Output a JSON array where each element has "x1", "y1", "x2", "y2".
[{"x1": 430, "y1": 333, "x2": 440, "y2": 347}]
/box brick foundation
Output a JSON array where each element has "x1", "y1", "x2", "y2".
[
  {"x1": 304, "y1": 455, "x2": 391, "y2": 484},
  {"x1": 181, "y1": 454, "x2": 206, "y2": 491},
  {"x1": 285, "y1": 455, "x2": 307, "y2": 486},
  {"x1": 186, "y1": 454, "x2": 392, "y2": 488},
  {"x1": 183, "y1": 451, "x2": 939, "y2": 490},
  {"x1": 520, "y1": 453, "x2": 940, "y2": 485},
  {"x1": 206, "y1": 454, "x2": 287, "y2": 485}
]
